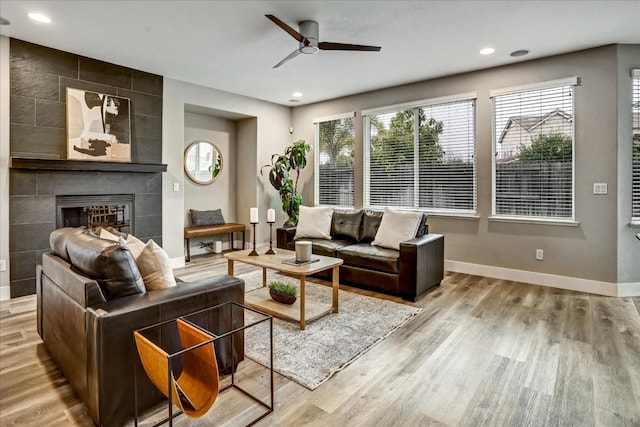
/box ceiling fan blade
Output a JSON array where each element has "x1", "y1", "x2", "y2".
[
  {"x1": 273, "y1": 49, "x2": 301, "y2": 68},
  {"x1": 318, "y1": 42, "x2": 381, "y2": 52},
  {"x1": 266, "y1": 15, "x2": 304, "y2": 43}
]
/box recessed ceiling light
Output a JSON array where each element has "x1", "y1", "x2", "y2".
[
  {"x1": 292, "y1": 92, "x2": 303, "y2": 98},
  {"x1": 480, "y1": 47, "x2": 495, "y2": 55},
  {"x1": 0, "y1": 17, "x2": 10, "y2": 25},
  {"x1": 510, "y1": 49, "x2": 530, "y2": 57},
  {"x1": 28, "y1": 13, "x2": 51, "y2": 23}
]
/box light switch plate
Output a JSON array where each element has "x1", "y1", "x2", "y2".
[
  {"x1": 593, "y1": 183, "x2": 608, "y2": 195},
  {"x1": 173, "y1": 182, "x2": 180, "y2": 192},
  {"x1": 0, "y1": 259, "x2": 6, "y2": 272}
]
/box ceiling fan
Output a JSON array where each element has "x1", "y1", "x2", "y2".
[{"x1": 266, "y1": 14, "x2": 381, "y2": 68}]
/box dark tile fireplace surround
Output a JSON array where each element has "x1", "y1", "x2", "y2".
[
  {"x1": 9, "y1": 39, "x2": 166, "y2": 297},
  {"x1": 9, "y1": 167, "x2": 164, "y2": 298}
]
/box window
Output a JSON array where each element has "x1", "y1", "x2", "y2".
[
  {"x1": 363, "y1": 93, "x2": 477, "y2": 213},
  {"x1": 491, "y1": 77, "x2": 578, "y2": 221},
  {"x1": 632, "y1": 70, "x2": 640, "y2": 221},
  {"x1": 314, "y1": 113, "x2": 355, "y2": 207}
]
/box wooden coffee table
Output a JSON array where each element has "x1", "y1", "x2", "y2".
[{"x1": 225, "y1": 248, "x2": 343, "y2": 330}]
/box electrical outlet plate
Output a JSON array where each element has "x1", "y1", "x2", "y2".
[
  {"x1": 173, "y1": 182, "x2": 180, "y2": 192},
  {"x1": 536, "y1": 249, "x2": 544, "y2": 261},
  {"x1": 0, "y1": 259, "x2": 6, "y2": 271}
]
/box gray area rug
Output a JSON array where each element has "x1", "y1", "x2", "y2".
[{"x1": 240, "y1": 271, "x2": 422, "y2": 390}]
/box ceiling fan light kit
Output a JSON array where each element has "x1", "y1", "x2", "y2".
[
  {"x1": 266, "y1": 14, "x2": 381, "y2": 68},
  {"x1": 299, "y1": 20, "x2": 320, "y2": 54}
]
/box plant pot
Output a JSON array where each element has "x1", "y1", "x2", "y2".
[{"x1": 269, "y1": 289, "x2": 296, "y2": 305}]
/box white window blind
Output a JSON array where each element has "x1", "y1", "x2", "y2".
[
  {"x1": 492, "y1": 80, "x2": 576, "y2": 220},
  {"x1": 632, "y1": 70, "x2": 640, "y2": 220},
  {"x1": 315, "y1": 113, "x2": 355, "y2": 207},
  {"x1": 364, "y1": 96, "x2": 476, "y2": 212}
]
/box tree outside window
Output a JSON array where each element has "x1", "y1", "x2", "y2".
[{"x1": 317, "y1": 116, "x2": 355, "y2": 206}]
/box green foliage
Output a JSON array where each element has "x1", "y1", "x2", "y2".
[
  {"x1": 268, "y1": 281, "x2": 297, "y2": 297},
  {"x1": 319, "y1": 118, "x2": 354, "y2": 167},
  {"x1": 518, "y1": 133, "x2": 572, "y2": 163},
  {"x1": 261, "y1": 140, "x2": 311, "y2": 227},
  {"x1": 370, "y1": 109, "x2": 445, "y2": 173},
  {"x1": 208, "y1": 154, "x2": 222, "y2": 178}
]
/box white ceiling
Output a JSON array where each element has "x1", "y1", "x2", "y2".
[{"x1": 1, "y1": 1, "x2": 638, "y2": 106}]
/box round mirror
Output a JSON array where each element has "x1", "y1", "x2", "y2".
[{"x1": 184, "y1": 141, "x2": 223, "y2": 185}]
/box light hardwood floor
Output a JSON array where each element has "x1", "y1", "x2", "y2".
[{"x1": 1, "y1": 254, "x2": 639, "y2": 426}]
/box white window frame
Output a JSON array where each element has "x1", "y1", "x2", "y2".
[
  {"x1": 313, "y1": 111, "x2": 356, "y2": 207},
  {"x1": 362, "y1": 92, "x2": 477, "y2": 215},
  {"x1": 632, "y1": 69, "x2": 640, "y2": 224},
  {"x1": 490, "y1": 77, "x2": 579, "y2": 225}
]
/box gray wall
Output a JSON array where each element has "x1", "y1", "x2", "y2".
[
  {"x1": 162, "y1": 78, "x2": 291, "y2": 263},
  {"x1": 183, "y1": 112, "x2": 237, "y2": 256},
  {"x1": 8, "y1": 39, "x2": 164, "y2": 297},
  {"x1": 291, "y1": 44, "x2": 640, "y2": 286}
]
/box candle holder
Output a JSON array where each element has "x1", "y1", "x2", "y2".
[
  {"x1": 265, "y1": 221, "x2": 276, "y2": 255},
  {"x1": 249, "y1": 222, "x2": 259, "y2": 256}
]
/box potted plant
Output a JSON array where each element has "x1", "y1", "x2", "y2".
[
  {"x1": 261, "y1": 140, "x2": 311, "y2": 227},
  {"x1": 268, "y1": 281, "x2": 298, "y2": 305},
  {"x1": 208, "y1": 153, "x2": 222, "y2": 178}
]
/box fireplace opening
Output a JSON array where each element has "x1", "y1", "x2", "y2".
[{"x1": 56, "y1": 194, "x2": 134, "y2": 234}]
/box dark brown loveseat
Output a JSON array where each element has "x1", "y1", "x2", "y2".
[
  {"x1": 36, "y1": 228, "x2": 244, "y2": 426},
  {"x1": 278, "y1": 209, "x2": 444, "y2": 301}
]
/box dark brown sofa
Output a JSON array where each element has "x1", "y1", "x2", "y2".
[
  {"x1": 278, "y1": 210, "x2": 444, "y2": 301},
  {"x1": 36, "y1": 228, "x2": 244, "y2": 426}
]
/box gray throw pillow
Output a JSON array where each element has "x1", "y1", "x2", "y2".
[
  {"x1": 190, "y1": 209, "x2": 225, "y2": 226},
  {"x1": 331, "y1": 210, "x2": 364, "y2": 242}
]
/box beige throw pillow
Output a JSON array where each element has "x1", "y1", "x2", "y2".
[
  {"x1": 135, "y1": 240, "x2": 177, "y2": 291},
  {"x1": 294, "y1": 205, "x2": 333, "y2": 240},
  {"x1": 371, "y1": 208, "x2": 423, "y2": 250},
  {"x1": 123, "y1": 234, "x2": 146, "y2": 259},
  {"x1": 99, "y1": 228, "x2": 120, "y2": 242}
]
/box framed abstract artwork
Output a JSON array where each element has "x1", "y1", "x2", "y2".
[{"x1": 66, "y1": 88, "x2": 131, "y2": 162}]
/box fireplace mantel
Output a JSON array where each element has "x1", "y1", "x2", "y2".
[{"x1": 10, "y1": 157, "x2": 167, "y2": 173}]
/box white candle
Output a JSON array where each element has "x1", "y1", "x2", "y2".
[
  {"x1": 267, "y1": 208, "x2": 275, "y2": 223},
  {"x1": 250, "y1": 207, "x2": 259, "y2": 223}
]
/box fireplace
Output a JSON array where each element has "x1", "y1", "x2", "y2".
[
  {"x1": 57, "y1": 194, "x2": 135, "y2": 234},
  {"x1": 9, "y1": 167, "x2": 162, "y2": 298},
  {"x1": 7, "y1": 40, "x2": 166, "y2": 298}
]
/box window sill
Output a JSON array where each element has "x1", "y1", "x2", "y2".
[
  {"x1": 488, "y1": 216, "x2": 579, "y2": 226},
  {"x1": 427, "y1": 212, "x2": 480, "y2": 220},
  {"x1": 363, "y1": 206, "x2": 480, "y2": 220}
]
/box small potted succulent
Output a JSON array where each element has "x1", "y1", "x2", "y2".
[{"x1": 268, "y1": 281, "x2": 298, "y2": 305}]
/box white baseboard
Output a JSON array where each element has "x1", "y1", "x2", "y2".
[
  {"x1": 245, "y1": 242, "x2": 269, "y2": 249},
  {"x1": 444, "y1": 260, "x2": 637, "y2": 297},
  {"x1": 0, "y1": 286, "x2": 10, "y2": 301},
  {"x1": 618, "y1": 281, "x2": 640, "y2": 297}
]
